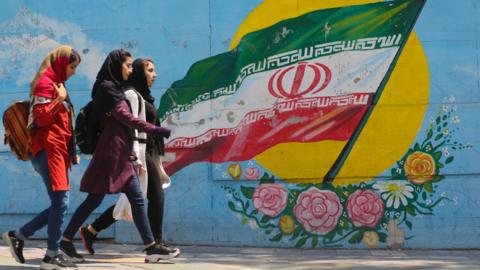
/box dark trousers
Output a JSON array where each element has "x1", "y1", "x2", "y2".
[
  {"x1": 63, "y1": 171, "x2": 154, "y2": 245},
  {"x1": 91, "y1": 152, "x2": 165, "y2": 242}
]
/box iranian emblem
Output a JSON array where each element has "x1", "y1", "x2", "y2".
[{"x1": 268, "y1": 62, "x2": 331, "y2": 99}]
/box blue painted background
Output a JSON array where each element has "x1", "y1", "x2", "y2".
[{"x1": 0, "y1": 0, "x2": 479, "y2": 249}]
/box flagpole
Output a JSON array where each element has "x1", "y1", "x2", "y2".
[{"x1": 323, "y1": 0, "x2": 426, "y2": 183}]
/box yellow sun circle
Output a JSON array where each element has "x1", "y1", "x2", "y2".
[{"x1": 230, "y1": 0, "x2": 429, "y2": 186}]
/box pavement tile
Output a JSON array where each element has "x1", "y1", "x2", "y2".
[{"x1": 1, "y1": 240, "x2": 480, "y2": 270}]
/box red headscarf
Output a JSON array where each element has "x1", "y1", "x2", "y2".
[{"x1": 30, "y1": 45, "x2": 72, "y2": 99}]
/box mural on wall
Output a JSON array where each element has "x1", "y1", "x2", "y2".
[
  {"x1": 157, "y1": 0, "x2": 472, "y2": 248},
  {"x1": 0, "y1": 0, "x2": 477, "y2": 249},
  {"x1": 0, "y1": 6, "x2": 105, "y2": 88},
  {"x1": 159, "y1": 0, "x2": 426, "y2": 184},
  {"x1": 223, "y1": 99, "x2": 470, "y2": 248}
]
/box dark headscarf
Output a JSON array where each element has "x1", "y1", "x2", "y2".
[
  {"x1": 91, "y1": 49, "x2": 129, "y2": 121},
  {"x1": 127, "y1": 59, "x2": 155, "y2": 104},
  {"x1": 127, "y1": 58, "x2": 165, "y2": 155}
]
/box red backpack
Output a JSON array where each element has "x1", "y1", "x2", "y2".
[{"x1": 2, "y1": 100, "x2": 31, "y2": 161}]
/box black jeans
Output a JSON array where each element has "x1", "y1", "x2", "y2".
[
  {"x1": 63, "y1": 171, "x2": 155, "y2": 245},
  {"x1": 91, "y1": 152, "x2": 165, "y2": 242}
]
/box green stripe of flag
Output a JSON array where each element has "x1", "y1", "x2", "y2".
[{"x1": 158, "y1": 0, "x2": 425, "y2": 120}]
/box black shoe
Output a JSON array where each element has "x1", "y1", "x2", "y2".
[
  {"x1": 60, "y1": 240, "x2": 85, "y2": 263},
  {"x1": 40, "y1": 254, "x2": 77, "y2": 269},
  {"x1": 2, "y1": 231, "x2": 25, "y2": 263},
  {"x1": 79, "y1": 227, "x2": 96, "y2": 255},
  {"x1": 159, "y1": 241, "x2": 181, "y2": 257},
  {"x1": 144, "y1": 243, "x2": 180, "y2": 263}
]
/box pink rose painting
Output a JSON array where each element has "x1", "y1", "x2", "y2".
[
  {"x1": 245, "y1": 167, "x2": 260, "y2": 180},
  {"x1": 294, "y1": 187, "x2": 342, "y2": 235},
  {"x1": 346, "y1": 189, "x2": 384, "y2": 228},
  {"x1": 252, "y1": 184, "x2": 288, "y2": 217}
]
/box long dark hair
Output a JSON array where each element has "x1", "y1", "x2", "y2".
[{"x1": 127, "y1": 58, "x2": 155, "y2": 103}]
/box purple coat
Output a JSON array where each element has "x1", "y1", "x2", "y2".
[{"x1": 80, "y1": 100, "x2": 158, "y2": 194}]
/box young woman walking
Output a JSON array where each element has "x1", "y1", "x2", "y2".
[
  {"x1": 79, "y1": 58, "x2": 179, "y2": 259},
  {"x1": 59, "y1": 49, "x2": 173, "y2": 263},
  {"x1": 3, "y1": 45, "x2": 81, "y2": 270}
]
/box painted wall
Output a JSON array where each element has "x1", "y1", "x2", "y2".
[{"x1": 0, "y1": 0, "x2": 479, "y2": 249}]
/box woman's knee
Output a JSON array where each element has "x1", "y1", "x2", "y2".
[
  {"x1": 86, "y1": 194, "x2": 105, "y2": 207},
  {"x1": 50, "y1": 191, "x2": 69, "y2": 212}
]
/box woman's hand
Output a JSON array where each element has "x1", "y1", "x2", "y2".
[
  {"x1": 71, "y1": 154, "x2": 81, "y2": 165},
  {"x1": 154, "y1": 126, "x2": 171, "y2": 139},
  {"x1": 134, "y1": 164, "x2": 146, "y2": 176},
  {"x1": 130, "y1": 155, "x2": 146, "y2": 176},
  {"x1": 53, "y1": 83, "x2": 67, "y2": 102}
]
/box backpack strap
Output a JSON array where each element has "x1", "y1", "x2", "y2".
[
  {"x1": 136, "y1": 90, "x2": 142, "y2": 115},
  {"x1": 124, "y1": 89, "x2": 146, "y2": 148}
]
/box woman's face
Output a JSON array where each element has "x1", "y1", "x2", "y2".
[
  {"x1": 144, "y1": 61, "x2": 156, "y2": 88},
  {"x1": 122, "y1": 57, "x2": 133, "y2": 81},
  {"x1": 65, "y1": 60, "x2": 80, "y2": 81}
]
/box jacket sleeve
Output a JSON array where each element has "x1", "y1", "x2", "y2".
[
  {"x1": 111, "y1": 100, "x2": 158, "y2": 133},
  {"x1": 124, "y1": 90, "x2": 141, "y2": 163},
  {"x1": 32, "y1": 100, "x2": 65, "y2": 127}
]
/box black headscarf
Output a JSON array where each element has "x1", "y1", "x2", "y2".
[
  {"x1": 91, "y1": 49, "x2": 129, "y2": 121},
  {"x1": 127, "y1": 59, "x2": 155, "y2": 104},
  {"x1": 126, "y1": 58, "x2": 165, "y2": 155}
]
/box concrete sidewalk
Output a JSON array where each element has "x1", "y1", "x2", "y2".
[{"x1": 1, "y1": 240, "x2": 480, "y2": 270}]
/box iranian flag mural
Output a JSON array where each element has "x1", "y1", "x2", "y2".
[{"x1": 158, "y1": 0, "x2": 425, "y2": 179}]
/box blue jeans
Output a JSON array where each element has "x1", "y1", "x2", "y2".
[
  {"x1": 20, "y1": 151, "x2": 69, "y2": 252},
  {"x1": 63, "y1": 171, "x2": 154, "y2": 245}
]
